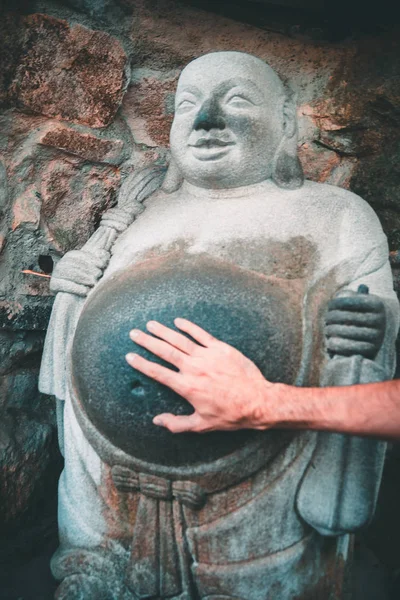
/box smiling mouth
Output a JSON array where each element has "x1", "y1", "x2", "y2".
[
  {"x1": 189, "y1": 138, "x2": 235, "y2": 161},
  {"x1": 190, "y1": 138, "x2": 235, "y2": 149}
]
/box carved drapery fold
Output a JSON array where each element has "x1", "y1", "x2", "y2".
[{"x1": 111, "y1": 466, "x2": 206, "y2": 598}]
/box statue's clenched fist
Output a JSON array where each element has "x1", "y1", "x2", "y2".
[
  {"x1": 50, "y1": 248, "x2": 110, "y2": 296},
  {"x1": 325, "y1": 286, "x2": 386, "y2": 359}
]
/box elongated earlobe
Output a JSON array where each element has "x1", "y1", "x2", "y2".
[
  {"x1": 162, "y1": 157, "x2": 184, "y2": 193},
  {"x1": 272, "y1": 88, "x2": 304, "y2": 190},
  {"x1": 272, "y1": 137, "x2": 304, "y2": 190}
]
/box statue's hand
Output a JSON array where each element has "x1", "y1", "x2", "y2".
[
  {"x1": 325, "y1": 289, "x2": 386, "y2": 360},
  {"x1": 50, "y1": 248, "x2": 110, "y2": 297}
]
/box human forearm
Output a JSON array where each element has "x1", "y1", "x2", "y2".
[{"x1": 261, "y1": 379, "x2": 400, "y2": 440}]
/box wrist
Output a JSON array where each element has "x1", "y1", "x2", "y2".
[
  {"x1": 252, "y1": 381, "x2": 330, "y2": 431},
  {"x1": 249, "y1": 381, "x2": 302, "y2": 430}
]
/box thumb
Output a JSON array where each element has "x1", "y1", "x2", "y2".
[{"x1": 153, "y1": 413, "x2": 202, "y2": 433}]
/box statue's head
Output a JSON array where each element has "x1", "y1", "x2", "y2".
[{"x1": 163, "y1": 51, "x2": 303, "y2": 192}]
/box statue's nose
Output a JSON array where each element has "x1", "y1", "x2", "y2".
[{"x1": 194, "y1": 98, "x2": 226, "y2": 131}]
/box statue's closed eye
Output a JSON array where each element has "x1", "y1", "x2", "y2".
[
  {"x1": 226, "y1": 95, "x2": 255, "y2": 107},
  {"x1": 177, "y1": 99, "x2": 196, "y2": 111}
]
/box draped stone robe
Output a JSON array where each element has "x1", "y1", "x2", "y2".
[{"x1": 40, "y1": 178, "x2": 399, "y2": 600}]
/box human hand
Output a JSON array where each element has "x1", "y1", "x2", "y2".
[
  {"x1": 126, "y1": 318, "x2": 273, "y2": 433},
  {"x1": 325, "y1": 286, "x2": 386, "y2": 359}
]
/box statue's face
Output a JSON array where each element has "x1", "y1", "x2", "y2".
[{"x1": 170, "y1": 52, "x2": 286, "y2": 189}]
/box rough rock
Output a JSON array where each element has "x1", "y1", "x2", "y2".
[
  {"x1": 124, "y1": 74, "x2": 178, "y2": 147},
  {"x1": 0, "y1": 330, "x2": 46, "y2": 374},
  {"x1": 0, "y1": 330, "x2": 61, "y2": 533},
  {"x1": 11, "y1": 186, "x2": 41, "y2": 232},
  {"x1": 0, "y1": 111, "x2": 123, "y2": 308},
  {"x1": 0, "y1": 298, "x2": 54, "y2": 331},
  {"x1": 40, "y1": 159, "x2": 120, "y2": 253},
  {"x1": 298, "y1": 143, "x2": 341, "y2": 183},
  {"x1": 0, "y1": 13, "x2": 25, "y2": 109},
  {"x1": 7, "y1": 14, "x2": 129, "y2": 127},
  {"x1": 39, "y1": 121, "x2": 129, "y2": 165},
  {"x1": 0, "y1": 160, "x2": 8, "y2": 219},
  {"x1": 0, "y1": 411, "x2": 56, "y2": 524},
  {"x1": 62, "y1": 0, "x2": 113, "y2": 16}
]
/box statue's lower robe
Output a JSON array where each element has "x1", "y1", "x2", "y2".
[{"x1": 55, "y1": 392, "x2": 349, "y2": 600}]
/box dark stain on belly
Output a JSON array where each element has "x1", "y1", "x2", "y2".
[
  {"x1": 212, "y1": 236, "x2": 319, "y2": 280},
  {"x1": 133, "y1": 236, "x2": 319, "y2": 282}
]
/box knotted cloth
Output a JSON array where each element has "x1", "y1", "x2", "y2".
[{"x1": 112, "y1": 466, "x2": 206, "y2": 598}]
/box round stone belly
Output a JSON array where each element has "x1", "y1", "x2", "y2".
[{"x1": 71, "y1": 255, "x2": 303, "y2": 467}]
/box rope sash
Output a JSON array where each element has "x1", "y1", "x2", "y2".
[{"x1": 111, "y1": 466, "x2": 206, "y2": 598}]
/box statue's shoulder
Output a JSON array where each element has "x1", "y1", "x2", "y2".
[{"x1": 303, "y1": 180, "x2": 380, "y2": 224}]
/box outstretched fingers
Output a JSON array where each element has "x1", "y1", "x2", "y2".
[
  {"x1": 153, "y1": 412, "x2": 204, "y2": 433},
  {"x1": 129, "y1": 329, "x2": 186, "y2": 367},
  {"x1": 146, "y1": 321, "x2": 200, "y2": 355},
  {"x1": 126, "y1": 353, "x2": 181, "y2": 390},
  {"x1": 174, "y1": 318, "x2": 215, "y2": 347}
]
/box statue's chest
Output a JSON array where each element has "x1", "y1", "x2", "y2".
[{"x1": 107, "y1": 194, "x2": 319, "y2": 282}]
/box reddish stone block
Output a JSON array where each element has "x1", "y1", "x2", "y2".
[
  {"x1": 298, "y1": 143, "x2": 342, "y2": 183},
  {"x1": 125, "y1": 76, "x2": 178, "y2": 147},
  {"x1": 11, "y1": 186, "x2": 41, "y2": 232},
  {"x1": 39, "y1": 123, "x2": 126, "y2": 165},
  {"x1": 10, "y1": 14, "x2": 129, "y2": 127},
  {"x1": 39, "y1": 160, "x2": 120, "y2": 253}
]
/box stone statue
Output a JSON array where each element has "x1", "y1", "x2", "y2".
[{"x1": 39, "y1": 51, "x2": 399, "y2": 599}]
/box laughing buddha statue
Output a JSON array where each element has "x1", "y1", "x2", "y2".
[{"x1": 39, "y1": 52, "x2": 399, "y2": 599}]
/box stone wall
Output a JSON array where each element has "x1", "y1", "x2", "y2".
[{"x1": 0, "y1": 0, "x2": 399, "y2": 591}]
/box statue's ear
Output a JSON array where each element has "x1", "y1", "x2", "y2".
[
  {"x1": 272, "y1": 88, "x2": 304, "y2": 190},
  {"x1": 162, "y1": 156, "x2": 184, "y2": 193}
]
